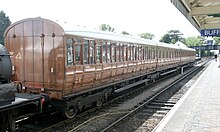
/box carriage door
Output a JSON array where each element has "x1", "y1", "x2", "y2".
[
  {"x1": 43, "y1": 34, "x2": 57, "y2": 88},
  {"x1": 66, "y1": 37, "x2": 75, "y2": 91}
]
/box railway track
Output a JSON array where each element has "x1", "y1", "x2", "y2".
[
  {"x1": 101, "y1": 60, "x2": 209, "y2": 132},
  {"x1": 17, "y1": 60, "x2": 209, "y2": 132}
]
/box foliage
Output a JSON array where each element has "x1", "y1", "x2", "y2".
[
  {"x1": 138, "y1": 32, "x2": 155, "y2": 40},
  {"x1": 0, "y1": 11, "x2": 11, "y2": 45},
  {"x1": 99, "y1": 24, "x2": 114, "y2": 32},
  {"x1": 213, "y1": 37, "x2": 220, "y2": 45},
  {"x1": 122, "y1": 31, "x2": 130, "y2": 35},
  {"x1": 160, "y1": 34, "x2": 171, "y2": 43},
  {"x1": 200, "y1": 50, "x2": 213, "y2": 57},
  {"x1": 160, "y1": 30, "x2": 184, "y2": 44},
  {"x1": 185, "y1": 36, "x2": 203, "y2": 46}
]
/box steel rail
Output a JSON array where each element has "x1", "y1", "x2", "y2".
[{"x1": 100, "y1": 60, "x2": 209, "y2": 132}]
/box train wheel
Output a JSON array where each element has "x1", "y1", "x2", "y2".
[
  {"x1": 64, "y1": 107, "x2": 77, "y2": 119},
  {"x1": 95, "y1": 100, "x2": 102, "y2": 107}
]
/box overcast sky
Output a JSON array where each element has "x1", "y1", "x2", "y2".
[{"x1": 0, "y1": 0, "x2": 200, "y2": 41}]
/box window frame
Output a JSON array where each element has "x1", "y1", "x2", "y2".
[
  {"x1": 66, "y1": 37, "x2": 75, "y2": 66},
  {"x1": 75, "y1": 37, "x2": 83, "y2": 65}
]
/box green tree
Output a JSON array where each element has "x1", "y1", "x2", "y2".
[
  {"x1": 0, "y1": 11, "x2": 11, "y2": 45},
  {"x1": 185, "y1": 36, "x2": 203, "y2": 46},
  {"x1": 160, "y1": 30, "x2": 184, "y2": 44},
  {"x1": 122, "y1": 31, "x2": 130, "y2": 35},
  {"x1": 213, "y1": 37, "x2": 220, "y2": 45},
  {"x1": 159, "y1": 34, "x2": 171, "y2": 43},
  {"x1": 138, "y1": 32, "x2": 155, "y2": 40},
  {"x1": 99, "y1": 24, "x2": 114, "y2": 32}
]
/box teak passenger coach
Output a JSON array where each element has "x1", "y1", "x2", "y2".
[{"x1": 4, "y1": 18, "x2": 195, "y2": 118}]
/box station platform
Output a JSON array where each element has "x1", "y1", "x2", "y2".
[{"x1": 154, "y1": 60, "x2": 220, "y2": 132}]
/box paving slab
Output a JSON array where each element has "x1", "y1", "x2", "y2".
[{"x1": 154, "y1": 60, "x2": 220, "y2": 132}]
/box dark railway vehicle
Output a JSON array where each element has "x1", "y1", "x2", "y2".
[
  {"x1": 0, "y1": 44, "x2": 15, "y2": 104},
  {"x1": 0, "y1": 44, "x2": 15, "y2": 131},
  {"x1": 0, "y1": 44, "x2": 42, "y2": 131},
  {"x1": 0, "y1": 44, "x2": 12, "y2": 83},
  {"x1": 4, "y1": 18, "x2": 195, "y2": 118}
]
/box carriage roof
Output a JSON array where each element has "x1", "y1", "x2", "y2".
[
  {"x1": 65, "y1": 30, "x2": 157, "y2": 46},
  {"x1": 4, "y1": 17, "x2": 195, "y2": 52},
  {"x1": 66, "y1": 30, "x2": 195, "y2": 51}
]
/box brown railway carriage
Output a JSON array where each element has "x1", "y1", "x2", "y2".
[{"x1": 4, "y1": 18, "x2": 195, "y2": 118}]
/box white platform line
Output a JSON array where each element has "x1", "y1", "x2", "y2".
[{"x1": 152, "y1": 61, "x2": 213, "y2": 132}]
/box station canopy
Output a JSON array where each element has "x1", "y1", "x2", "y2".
[{"x1": 171, "y1": 0, "x2": 220, "y2": 31}]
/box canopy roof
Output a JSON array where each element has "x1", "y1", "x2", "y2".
[{"x1": 171, "y1": 0, "x2": 220, "y2": 30}]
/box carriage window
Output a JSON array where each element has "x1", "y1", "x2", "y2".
[
  {"x1": 102, "y1": 41, "x2": 110, "y2": 63},
  {"x1": 136, "y1": 46, "x2": 139, "y2": 60},
  {"x1": 119, "y1": 43, "x2": 123, "y2": 62},
  {"x1": 107, "y1": 42, "x2": 111, "y2": 63},
  {"x1": 165, "y1": 49, "x2": 166, "y2": 58},
  {"x1": 120, "y1": 44, "x2": 124, "y2": 62},
  {"x1": 75, "y1": 40, "x2": 82, "y2": 65},
  {"x1": 171, "y1": 50, "x2": 173, "y2": 58},
  {"x1": 84, "y1": 40, "x2": 89, "y2": 64},
  {"x1": 148, "y1": 48, "x2": 151, "y2": 59},
  {"x1": 123, "y1": 44, "x2": 127, "y2": 61},
  {"x1": 102, "y1": 42, "x2": 106, "y2": 63},
  {"x1": 168, "y1": 50, "x2": 170, "y2": 58},
  {"x1": 145, "y1": 46, "x2": 148, "y2": 60},
  {"x1": 66, "y1": 38, "x2": 74, "y2": 66},
  {"x1": 116, "y1": 43, "x2": 120, "y2": 62},
  {"x1": 168, "y1": 50, "x2": 171, "y2": 58},
  {"x1": 127, "y1": 46, "x2": 129, "y2": 61},
  {"x1": 96, "y1": 43, "x2": 101, "y2": 63},
  {"x1": 170, "y1": 50, "x2": 173, "y2": 58},
  {"x1": 152, "y1": 48, "x2": 155, "y2": 59},
  {"x1": 90, "y1": 40, "x2": 95, "y2": 64},
  {"x1": 127, "y1": 44, "x2": 131, "y2": 61},
  {"x1": 102, "y1": 41, "x2": 107, "y2": 63},
  {"x1": 141, "y1": 46, "x2": 144, "y2": 60},
  {"x1": 158, "y1": 49, "x2": 161, "y2": 59},
  {"x1": 132, "y1": 44, "x2": 135, "y2": 60},
  {"x1": 163, "y1": 50, "x2": 164, "y2": 58},
  {"x1": 164, "y1": 50, "x2": 166, "y2": 58},
  {"x1": 136, "y1": 45, "x2": 139, "y2": 60},
  {"x1": 140, "y1": 46, "x2": 144, "y2": 60},
  {"x1": 150, "y1": 48, "x2": 152, "y2": 59},
  {"x1": 165, "y1": 50, "x2": 167, "y2": 58},
  {"x1": 135, "y1": 45, "x2": 138, "y2": 60},
  {"x1": 132, "y1": 45, "x2": 136, "y2": 60},
  {"x1": 111, "y1": 43, "x2": 116, "y2": 62}
]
